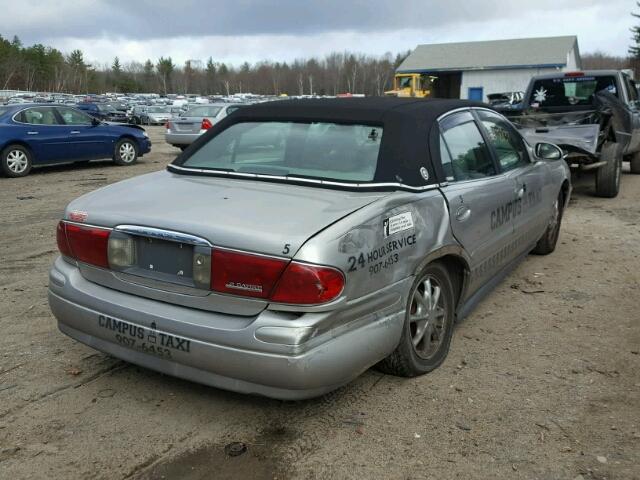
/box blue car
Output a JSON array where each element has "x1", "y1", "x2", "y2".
[{"x1": 0, "y1": 104, "x2": 151, "y2": 177}]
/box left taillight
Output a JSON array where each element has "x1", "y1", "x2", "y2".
[
  {"x1": 56, "y1": 221, "x2": 110, "y2": 268},
  {"x1": 56, "y1": 221, "x2": 72, "y2": 258}
]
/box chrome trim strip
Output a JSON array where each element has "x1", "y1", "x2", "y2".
[
  {"x1": 114, "y1": 225, "x2": 212, "y2": 246},
  {"x1": 213, "y1": 244, "x2": 289, "y2": 261},
  {"x1": 62, "y1": 220, "x2": 113, "y2": 231},
  {"x1": 436, "y1": 106, "x2": 498, "y2": 122},
  {"x1": 113, "y1": 270, "x2": 212, "y2": 296},
  {"x1": 167, "y1": 164, "x2": 438, "y2": 192}
]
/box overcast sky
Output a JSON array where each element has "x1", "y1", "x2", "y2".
[{"x1": 2, "y1": 0, "x2": 636, "y2": 66}]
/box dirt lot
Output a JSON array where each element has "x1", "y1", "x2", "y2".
[{"x1": 0, "y1": 126, "x2": 639, "y2": 480}]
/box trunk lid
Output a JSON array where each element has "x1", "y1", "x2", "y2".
[
  {"x1": 66, "y1": 170, "x2": 387, "y2": 315},
  {"x1": 67, "y1": 170, "x2": 386, "y2": 257},
  {"x1": 170, "y1": 117, "x2": 207, "y2": 133}
]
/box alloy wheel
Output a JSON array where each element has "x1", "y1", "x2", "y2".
[
  {"x1": 409, "y1": 275, "x2": 447, "y2": 360},
  {"x1": 119, "y1": 142, "x2": 136, "y2": 163},
  {"x1": 6, "y1": 150, "x2": 29, "y2": 174}
]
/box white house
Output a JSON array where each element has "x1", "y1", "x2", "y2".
[{"x1": 396, "y1": 36, "x2": 582, "y2": 101}]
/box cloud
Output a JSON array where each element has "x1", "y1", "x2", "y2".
[{"x1": 2, "y1": 0, "x2": 636, "y2": 63}]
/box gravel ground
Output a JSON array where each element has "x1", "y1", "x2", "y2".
[{"x1": 1, "y1": 126, "x2": 639, "y2": 480}]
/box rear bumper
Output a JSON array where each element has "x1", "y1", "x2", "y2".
[
  {"x1": 48, "y1": 258, "x2": 406, "y2": 400},
  {"x1": 165, "y1": 132, "x2": 201, "y2": 146}
]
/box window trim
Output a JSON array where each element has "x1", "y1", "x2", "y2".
[
  {"x1": 11, "y1": 106, "x2": 65, "y2": 126},
  {"x1": 472, "y1": 109, "x2": 532, "y2": 174},
  {"x1": 436, "y1": 109, "x2": 500, "y2": 184},
  {"x1": 55, "y1": 106, "x2": 94, "y2": 126}
]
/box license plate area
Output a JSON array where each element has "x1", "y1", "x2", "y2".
[
  {"x1": 124, "y1": 237, "x2": 195, "y2": 287},
  {"x1": 174, "y1": 123, "x2": 197, "y2": 132}
]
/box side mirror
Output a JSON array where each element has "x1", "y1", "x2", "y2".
[
  {"x1": 91, "y1": 117, "x2": 101, "y2": 126},
  {"x1": 535, "y1": 142, "x2": 563, "y2": 161}
]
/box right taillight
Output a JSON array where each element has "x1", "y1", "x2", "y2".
[
  {"x1": 271, "y1": 262, "x2": 345, "y2": 305},
  {"x1": 209, "y1": 249, "x2": 344, "y2": 305},
  {"x1": 211, "y1": 249, "x2": 288, "y2": 299},
  {"x1": 57, "y1": 221, "x2": 110, "y2": 269}
]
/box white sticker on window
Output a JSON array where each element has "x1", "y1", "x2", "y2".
[
  {"x1": 534, "y1": 87, "x2": 548, "y2": 103},
  {"x1": 383, "y1": 212, "x2": 414, "y2": 238}
]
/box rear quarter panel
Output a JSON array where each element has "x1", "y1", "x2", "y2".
[{"x1": 294, "y1": 189, "x2": 464, "y2": 302}]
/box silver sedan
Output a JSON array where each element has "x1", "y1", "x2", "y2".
[
  {"x1": 49, "y1": 98, "x2": 571, "y2": 399},
  {"x1": 165, "y1": 104, "x2": 243, "y2": 150}
]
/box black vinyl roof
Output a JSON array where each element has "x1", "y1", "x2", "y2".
[{"x1": 172, "y1": 97, "x2": 490, "y2": 189}]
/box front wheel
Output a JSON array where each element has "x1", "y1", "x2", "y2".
[
  {"x1": 113, "y1": 139, "x2": 138, "y2": 166},
  {"x1": 531, "y1": 191, "x2": 564, "y2": 255},
  {"x1": 377, "y1": 262, "x2": 455, "y2": 377},
  {"x1": 1, "y1": 144, "x2": 33, "y2": 177},
  {"x1": 595, "y1": 142, "x2": 622, "y2": 198}
]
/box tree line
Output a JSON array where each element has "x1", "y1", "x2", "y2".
[
  {"x1": 2, "y1": 30, "x2": 640, "y2": 97},
  {"x1": 0, "y1": 34, "x2": 410, "y2": 96}
]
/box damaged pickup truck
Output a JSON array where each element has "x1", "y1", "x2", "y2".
[{"x1": 513, "y1": 70, "x2": 640, "y2": 197}]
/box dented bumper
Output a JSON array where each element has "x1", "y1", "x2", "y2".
[{"x1": 48, "y1": 257, "x2": 406, "y2": 400}]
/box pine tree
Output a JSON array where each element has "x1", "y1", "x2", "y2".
[
  {"x1": 156, "y1": 57, "x2": 174, "y2": 94},
  {"x1": 630, "y1": 2, "x2": 640, "y2": 59},
  {"x1": 112, "y1": 56, "x2": 122, "y2": 75}
]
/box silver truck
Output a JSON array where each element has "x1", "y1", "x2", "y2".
[
  {"x1": 48, "y1": 98, "x2": 571, "y2": 399},
  {"x1": 514, "y1": 70, "x2": 640, "y2": 197}
]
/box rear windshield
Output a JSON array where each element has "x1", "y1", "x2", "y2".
[
  {"x1": 0, "y1": 106, "x2": 10, "y2": 116},
  {"x1": 529, "y1": 75, "x2": 618, "y2": 109},
  {"x1": 182, "y1": 121, "x2": 383, "y2": 182},
  {"x1": 184, "y1": 106, "x2": 222, "y2": 117}
]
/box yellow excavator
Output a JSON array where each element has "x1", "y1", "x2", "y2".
[{"x1": 385, "y1": 73, "x2": 438, "y2": 98}]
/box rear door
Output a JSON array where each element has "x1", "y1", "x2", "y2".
[
  {"x1": 475, "y1": 109, "x2": 549, "y2": 242},
  {"x1": 437, "y1": 110, "x2": 518, "y2": 295},
  {"x1": 56, "y1": 106, "x2": 112, "y2": 159}
]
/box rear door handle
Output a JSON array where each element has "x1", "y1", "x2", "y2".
[
  {"x1": 70, "y1": 130, "x2": 81, "y2": 134},
  {"x1": 455, "y1": 205, "x2": 471, "y2": 222},
  {"x1": 27, "y1": 131, "x2": 39, "y2": 135}
]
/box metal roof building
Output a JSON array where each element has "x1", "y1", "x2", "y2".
[{"x1": 397, "y1": 36, "x2": 581, "y2": 102}]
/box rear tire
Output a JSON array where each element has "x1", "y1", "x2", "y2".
[
  {"x1": 630, "y1": 152, "x2": 640, "y2": 174},
  {"x1": 595, "y1": 142, "x2": 622, "y2": 198},
  {"x1": 1, "y1": 144, "x2": 33, "y2": 178},
  {"x1": 377, "y1": 262, "x2": 455, "y2": 377},
  {"x1": 532, "y1": 191, "x2": 564, "y2": 255},
  {"x1": 113, "y1": 138, "x2": 138, "y2": 166}
]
